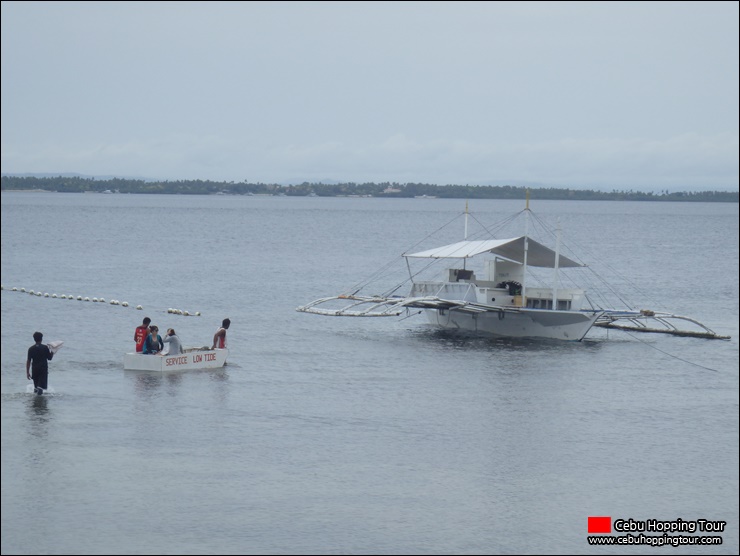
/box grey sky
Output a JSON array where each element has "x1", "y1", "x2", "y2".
[{"x1": 2, "y1": 1, "x2": 738, "y2": 190}]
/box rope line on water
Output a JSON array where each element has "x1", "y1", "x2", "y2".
[{"x1": 617, "y1": 329, "x2": 721, "y2": 372}]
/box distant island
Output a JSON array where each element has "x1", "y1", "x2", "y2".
[{"x1": 1, "y1": 175, "x2": 737, "y2": 202}]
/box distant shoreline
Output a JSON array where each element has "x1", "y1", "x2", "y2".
[{"x1": 1, "y1": 176, "x2": 737, "y2": 202}]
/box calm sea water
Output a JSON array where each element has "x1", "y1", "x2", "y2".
[{"x1": 1, "y1": 192, "x2": 738, "y2": 555}]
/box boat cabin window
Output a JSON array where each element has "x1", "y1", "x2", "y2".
[
  {"x1": 526, "y1": 299, "x2": 572, "y2": 310},
  {"x1": 451, "y1": 269, "x2": 474, "y2": 281}
]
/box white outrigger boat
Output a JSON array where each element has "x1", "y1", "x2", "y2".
[
  {"x1": 123, "y1": 348, "x2": 228, "y2": 371},
  {"x1": 298, "y1": 197, "x2": 728, "y2": 342}
]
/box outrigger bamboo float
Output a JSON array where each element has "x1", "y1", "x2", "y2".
[
  {"x1": 593, "y1": 310, "x2": 729, "y2": 339},
  {"x1": 298, "y1": 198, "x2": 729, "y2": 342}
]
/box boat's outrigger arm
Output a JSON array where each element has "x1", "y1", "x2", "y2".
[
  {"x1": 296, "y1": 294, "x2": 522, "y2": 318},
  {"x1": 595, "y1": 310, "x2": 730, "y2": 340},
  {"x1": 297, "y1": 294, "x2": 408, "y2": 317}
]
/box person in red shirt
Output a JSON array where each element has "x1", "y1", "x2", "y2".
[
  {"x1": 134, "y1": 317, "x2": 151, "y2": 353},
  {"x1": 212, "y1": 318, "x2": 230, "y2": 349}
]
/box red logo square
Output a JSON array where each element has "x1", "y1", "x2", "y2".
[{"x1": 588, "y1": 516, "x2": 611, "y2": 534}]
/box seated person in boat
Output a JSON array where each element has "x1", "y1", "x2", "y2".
[
  {"x1": 163, "y1": 328, "x2": 184, "y2": 355},
  {"x1": 142, "y1": 326, "x2": 164, "y2": 354}
]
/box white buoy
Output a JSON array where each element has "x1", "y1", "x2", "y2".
[
  {"x1": 60, "y1": 294, "x2": 66, "y2": 299},
  {"x1": 183, "y1": 311, "x2": 190, "y2": 316},
  {"x1": 44, "y1": 293, "x2": 50, "y2": 297},
  {"x1": 29, "y1": 290, "x2": 34, "y2": 295},
  {"x1": 136, "y1": 305, "x2": 143, "y2": 310},
  {"x1": 77, "y1": 296, "x2": 83, "y2": 300},
  {"x1": 13, "y1": 287, "x2": 18, "y2": 291},
  {"x1": 52, "y1": 294, "x2": 58, "y2": 298},
  {"x1": 195, "y1": 311, "x2": 201, "y2": 316},
  {"x1": 84, "y1": 297, "x2": 90, "y2": 301},
  {"x1": 122, "y1": 301, "x2": 129, "y2": 307},
  {"x1": 20, "y1": 287, "x2": 26, "y2": 292},
  {"x1": 36, "y1": 292, "x2": 42, "y2": 296}
]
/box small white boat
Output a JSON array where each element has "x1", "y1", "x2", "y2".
[{"x1": 123, "y1": 348, "x2": 228, "y2": 371}]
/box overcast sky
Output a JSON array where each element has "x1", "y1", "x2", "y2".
[{"x1": 1, "y1": 1, "x2": 738, "y2": 190}]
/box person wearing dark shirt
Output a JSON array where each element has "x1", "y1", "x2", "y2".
[{"x1": 26, "y1": 331, "x2": 53, "y2": 395}]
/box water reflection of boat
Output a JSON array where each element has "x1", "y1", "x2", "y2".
[
  {"x1": 298, "y1": 198, "x2": 728, "y2": 341},
  {"x1": 123, "y1": 348, "x2": 228, "y2": 371}
]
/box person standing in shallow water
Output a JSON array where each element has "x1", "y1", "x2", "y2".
[
  {"x1": 212, "y1": 318, "x2": 230, "y2": 349},
  {"x1": 26, "y1": 331, "x2": 53, "y2": 395}
]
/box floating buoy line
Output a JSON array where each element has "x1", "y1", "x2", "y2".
[{"x1": 1, "y1": 285, "x2": 201, "y2": 317}]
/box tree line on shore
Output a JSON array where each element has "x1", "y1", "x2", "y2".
[{"x1": 1, "y1": 175, "x2": 737, "y2": 202}]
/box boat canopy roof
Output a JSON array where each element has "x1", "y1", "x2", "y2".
[{"x1": 405, "y1": 236, "x2": 583, "y2": 268}]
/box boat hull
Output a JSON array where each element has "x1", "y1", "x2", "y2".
[
  {"x1": 422, "y1": 308, "x2": 602, "y2": 341},
  {"x1": 123, "y1": 348, "x2": 228, "y2": 371}
]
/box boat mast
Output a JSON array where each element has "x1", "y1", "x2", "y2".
[
  {"x1": 464, "y1": 200, "x2": 469, "y2": 240},
  {"x1": 552, "y1": 218, "x2": 561, "y2": 310},
  {"x1": 522, "y1": 191, "x2": 529, "y2": 306},
  {"x1": 463, "y1": 200, "x2": 469, "y2": 270}
]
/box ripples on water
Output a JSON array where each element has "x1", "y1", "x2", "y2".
[{"x1": 1, "y1": 193, "x2": 738, "y2": 554}]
